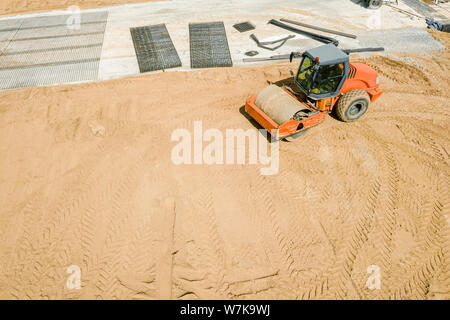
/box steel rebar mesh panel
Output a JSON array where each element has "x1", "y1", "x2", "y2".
[
  {"x1": 189, "y1": 21, "x2": 233, "y2": 69},
  {"x1": 130, "y1": 24, "x2": 181, "y2": 73}
]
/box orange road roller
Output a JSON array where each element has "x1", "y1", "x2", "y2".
[{"x1": 245, "y1": 43, "x2": 383, "y2": 141}]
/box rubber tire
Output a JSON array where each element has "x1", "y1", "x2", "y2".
[
  {"x1": 367, "y1": 0, "x2": 383, "y2": 9},
  {"x1": 335, "y1": 89, "x2": 370, "y2": 122},
  {"x1": 284, "y1": 129, "x2": 308, "y2": 142}
]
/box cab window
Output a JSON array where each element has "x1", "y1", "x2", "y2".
[
  {"x1": 311, "y1": 63, "x2": 345, "y2": 95},
  {"x1": 296, "y1": 56, "x2": 315, "y2": 92}
]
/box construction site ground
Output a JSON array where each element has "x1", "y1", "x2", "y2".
[{"x1": 0, "y1": 0, "x2": 449, "y2": 299}]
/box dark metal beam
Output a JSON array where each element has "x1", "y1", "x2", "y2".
[
  {"x1": 268, "y1": 19, "x2": 339, "y2": 46},
  {"x1": 280, "y1": 18, "x2": 357, "y2": 39},
  {"x1": 343, "y1": 47, "x2": 385, "y2": 54}
]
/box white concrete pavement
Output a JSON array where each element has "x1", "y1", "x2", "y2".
[{"x1": 96, "y1": 0, "x2": 433, "y2": 80}]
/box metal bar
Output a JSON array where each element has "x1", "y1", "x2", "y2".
[
  {"x1": 280, "y1": 18, "x2": 357, "y2": 39},
  {"x1": 243, "y1": 47, "x2": 384, "y2": 63},
  {"x1": 250, "y1": 34, "x2": 295, "y2": 51},
  {"x1": 243, "y1": 53, "x2": 301, "y2": 63},
  {"x1": 251, "y1": 34, "x2": 295, "y2": 46},
  {"x1": 268, "y1": 19, "x2": 339, "y2": 46},
  {"x1": 343, "y1": 47, "x2": 385, "y2": 54}
]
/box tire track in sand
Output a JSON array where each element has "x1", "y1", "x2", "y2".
[
  {"x1": 391, "y1": 201, "x2": 447, "y2": 299},
  {"x1": 358, "y1": 124, "x2": 401, "y2": 298}
]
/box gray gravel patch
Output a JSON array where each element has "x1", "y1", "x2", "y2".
[
  {"x1": 402, "y1": 0, "x2": 436, "y2": 15},
  {"x1": 402, "y1": 0, "x2": 448, "y2": 20},
  {"x1": 358, "y1": 27, "x2": 443, "y2": 53}
]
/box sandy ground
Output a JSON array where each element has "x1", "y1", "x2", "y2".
[
  {"x1": 0, "y1": 0, "x2": 161, "y2": 17},
  {"x1": 0, "y1": 30, "x2": 449, "y2": 299}
]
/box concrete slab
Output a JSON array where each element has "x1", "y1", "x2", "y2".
[
  {"x1": 0, "y1": 60, "x2": 102, "y2": 90},
  {"x1": 0, "y1": 18, "x2": 22, "y2": 52},
  {"x1": 0, "y1": 11, "x2": 107, "y2": 90}
]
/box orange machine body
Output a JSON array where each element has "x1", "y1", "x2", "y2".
[{"x1": 245, "y1": 62, "x2": 383, "y2": 139}]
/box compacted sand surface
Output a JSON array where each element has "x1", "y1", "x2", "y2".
[{"x1": 0, "y1": 31, "x2": 449, "y2": 299}]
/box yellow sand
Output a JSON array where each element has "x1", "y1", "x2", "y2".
[
  {"x1": 0, "y1": 0, "x2": 163, "y2": 17},
  {"x1": 0, "y1": 31, "x2": 448, "y2": 299}
]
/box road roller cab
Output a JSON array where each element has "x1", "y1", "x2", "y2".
[
  {"x1": 244, "y1": 44, "x2": 383, "y2": 141},
  {"x1": 295, "y1": 44, "x2": 350, "y2": 100}
]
